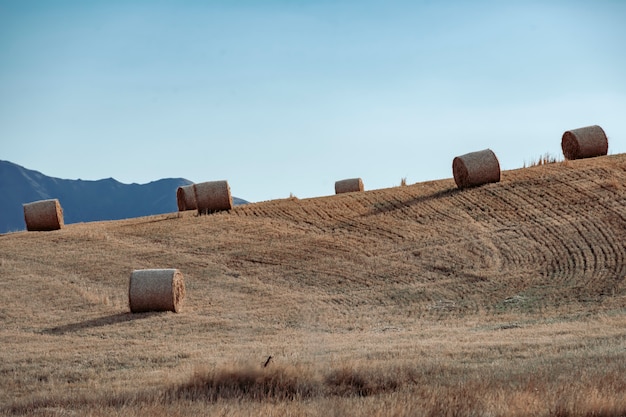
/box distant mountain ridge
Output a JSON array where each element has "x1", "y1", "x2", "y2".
[{"x1": 0, "y1": 160, "x2": 247, "y2": 233}]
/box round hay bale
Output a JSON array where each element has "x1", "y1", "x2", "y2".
[
  {"x1": 335, "y1": 178, "x2": 364, "y2": 194},
  {"x1": 561, "y1": 125, "x2": 608, "y2": 160},
  {"x1": 177, "y1": 184, "x2": 197, "y2": 211},
  {"x1": 129, "y1": 269, "x2": 185, "y2": 313},
  {"x1": 194, "y1": 180, "x2": 233, "y2": 215},
  {"x1": 452, "y1": 149, "x2": 501, "y2": 189},
  {"x1": 23, "y1": 199, "x2": 64, "y2": 231}
]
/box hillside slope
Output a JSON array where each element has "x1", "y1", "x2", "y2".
[{"x1": 0, "y1": 154, "x2": 625, "y2": 415}]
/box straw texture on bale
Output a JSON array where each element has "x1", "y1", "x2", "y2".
[
  {"x1": 453, "y1": 149, "x2": 501, "y2": 189},
  {"x1": 561, "y1": 125, "x2": 608, "y2": 160},
  {"x1": 177, "y1": 184, "x2": 197, "y2": 211},
  {"x1": 193, "y1": 180, "x2": 233, "y2": 214},
  {"x1": 129, "y1": 269, "x2": 185, "y2": 313},
  {"x1": 335, "y1": 178, "x2": 364, "y2": 194},
  {"x1": 23, "y1": 199, "x2": 64, "y2": 231}
]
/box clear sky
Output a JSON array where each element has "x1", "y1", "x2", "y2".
[{"x1": 2, "y1": 1, "x2": 625, "y2": 202}]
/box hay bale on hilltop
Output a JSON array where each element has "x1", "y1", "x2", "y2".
[
  {"x1": 193, "y1": 180, "x2": 233, "y2": 215},
  {"x1": 129, "y1": 269, "x2": 185, "y2": 313},
  {"x1": 177, "y1": 184, "x2": 197, "y2": 211},
  {"x1": 335, "y1": 178, "x2": 364, "y2": 194},
  {"x1": 23, "y1": 199, "x2": 64, "y2": 231},
  {"x1": 561, "y1": 125, "x2": 608, "y2": 160},
  {"x1": 453, "y1": 149, "x2": 501, "y2": 189}
]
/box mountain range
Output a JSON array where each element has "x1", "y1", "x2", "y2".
[{"x1": 0, "y1": 160, "x2": 247, "y2": 234}]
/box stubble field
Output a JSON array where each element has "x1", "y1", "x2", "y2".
[{"x1": 1, "y1": 154, "x2": 625, "y2": 416}]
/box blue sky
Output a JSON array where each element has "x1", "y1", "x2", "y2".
[{"x1": 2, "y1": 1, "x2": 625, "y2": 202}]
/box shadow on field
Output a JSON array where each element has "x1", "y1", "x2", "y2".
[
  {"x1": 41, "y1": 312, "x2": 157, "y2": 335},
  {"x1": 366, "y1": 188, "x2": 459, "y2": 216}
]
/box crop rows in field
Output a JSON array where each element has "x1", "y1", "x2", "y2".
[{"x1": 223, "y1": 156, "x2": 626, "y2": 315}]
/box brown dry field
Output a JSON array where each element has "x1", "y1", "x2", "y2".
[{"x1": 1, "y1": 154, "x2": 625, "y2": 416}]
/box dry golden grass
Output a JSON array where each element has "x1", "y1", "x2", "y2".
[
  {"x1": 1, "y1": 154, "x2": 625, "y2": 416},
  {"x1": 524, "y1": 153, "x2": 561, "y2": 167}
]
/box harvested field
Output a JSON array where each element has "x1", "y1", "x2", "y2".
[{"x1": 1, "y1": 154, "x2": 625, "y2": 416}]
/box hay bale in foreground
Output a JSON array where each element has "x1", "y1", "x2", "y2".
[
  {"x1": 194, "y1": 180, "x2": 233, "y2": 215},
  {"x1": 561, "y1": 125, "x2": 608, "y2": 160},
  {"x1": 335, "y1": 178, "x2": 364, "y2": 194},
  {"x1": 177, "y1": 184, "x2": 197, "y2": 211},
  {"x1": 23, "y1": 199, "x2": 64, "y2": 231},
  {"x1": 129, "y1": 269, "x2": 185, "y2": 313},
  {"x1": 453, "y1": 149, "x2": 500, "y2": 189}
]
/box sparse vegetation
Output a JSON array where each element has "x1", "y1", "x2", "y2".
[
  {"x1": 5, "y1": 358, "x2": 626, "y2": 416},
  {"x1": 524, "y1": 153, "x2": 560, "y2": 168},
  {"x1": 1, "y1": 154, "x2": 625, "y2": 416}
]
